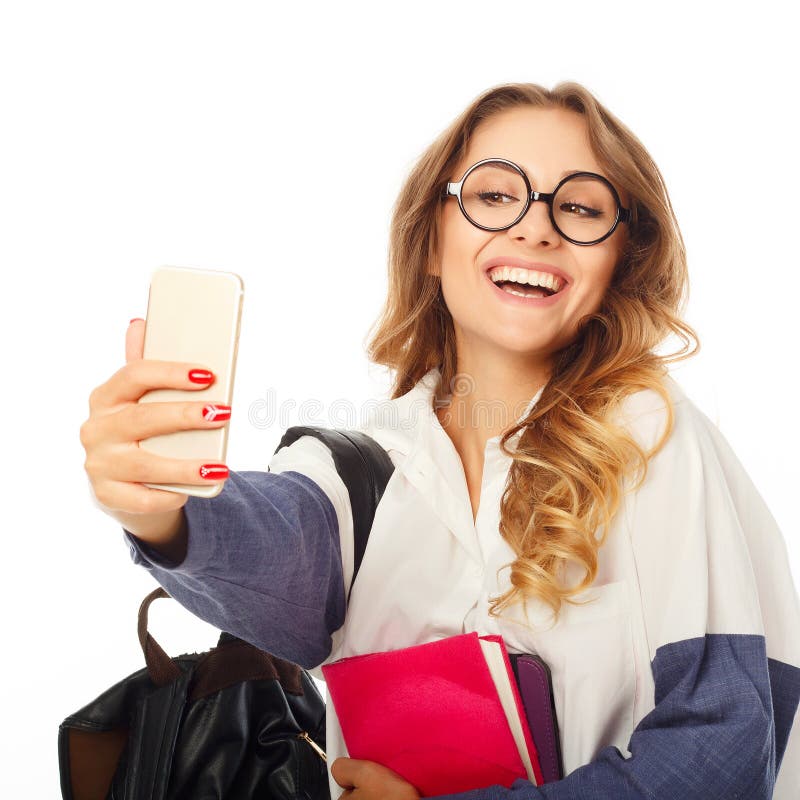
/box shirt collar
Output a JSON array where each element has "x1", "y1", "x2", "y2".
[
  {"x1": 371, "y1": 366, "x2": 544, "y2": 452},
  {"x1": 379, "y1": 367, "x2": 545, "y2": 560}
]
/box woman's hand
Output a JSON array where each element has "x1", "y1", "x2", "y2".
[
  {"x1": 331, "y1": 757, "x2": 421, "y2": 799},
  {"x1": 79, "y1": 319, "x2": 232, "y2": 554}
]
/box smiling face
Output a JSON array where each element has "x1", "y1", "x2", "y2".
[{"x1": 433, "y1": 105, "x2": 630, "y2": 372}]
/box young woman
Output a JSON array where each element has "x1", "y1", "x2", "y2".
[{"x1": 80, "y1": 82, "x2": 800, "y2": 799}]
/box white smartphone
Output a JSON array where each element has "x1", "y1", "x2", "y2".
[{"x1": 137, "y1": 265, "x2": 244, "y2": 498}]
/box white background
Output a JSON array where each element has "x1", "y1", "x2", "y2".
[{"x1": 1, "y1": 2, "x2": 797, "y2": 795}]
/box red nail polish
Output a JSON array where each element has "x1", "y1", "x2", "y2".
[
  {"x1": 199, "y1": 464, "x2": 229, "y2": 480},
  {"x1": 202, "y1": 404, "x2": 231, "y2": 421},
  {"x1": 189, "y1": 369, "x2": 214, "y2": 384}
]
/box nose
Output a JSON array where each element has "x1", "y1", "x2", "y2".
[{"x1": 505, "y1": 197, "x2": 560, "y2": 245}]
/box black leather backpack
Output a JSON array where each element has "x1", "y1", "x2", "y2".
[{"x1": 59, "y1": 426, "x2": 395, "y2": 800}]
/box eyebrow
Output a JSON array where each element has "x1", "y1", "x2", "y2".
[
  {"x1": 491, "y1": 161, "x2": 601, "y2": 181},
  {"x1": 559, "y1": 168, "x2": 595, "y2": 179}
]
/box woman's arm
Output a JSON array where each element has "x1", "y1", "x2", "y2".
[
  {"x1": 116, "y1": 506, "x2": 188, "y2": 563},
  {"x1": 425, "y1": 395, "x2": 800, "y2": 800},
  {"x1": 125, "y1": 435, "x2": 352, "y2": 669}
]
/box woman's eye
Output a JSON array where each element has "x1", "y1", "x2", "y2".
[
  {"x1": 561, "y1": 202, "x2": 601, "y2": 217},
  {"x1": 477, "y1": 191, "x2": 517, "y2": 205}
]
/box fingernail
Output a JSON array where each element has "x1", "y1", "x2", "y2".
[
  {"x1": 199, "y1": 464, "x2": 229, "y2": 480},
  {"x1": 202, "y1": 404, "x2": 231, "y2": 421},
  {"x1": 129, "y1": 317, "x2": 144, "y2": 324},
  {"x1": 189, "y1": 369, "x2": 214, "y2": 384}
]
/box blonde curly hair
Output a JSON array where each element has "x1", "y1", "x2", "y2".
[{"x1": 365, "y1": 81, "x2": 699, "y2": 625}]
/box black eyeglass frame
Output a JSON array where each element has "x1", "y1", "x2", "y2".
[{"x1": 441, "y1": 157, "x2": 632, "y2": 246}]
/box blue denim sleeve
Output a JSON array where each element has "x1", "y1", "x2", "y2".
[
  {"x1": 425, "y1": 637, "x2": 784, "y2": 799},
  {"x1": 423, "y1": 388, "x2": 800, "y2": 798},
  {"x1": 124, "y1": 468, "x2": 346, "y2": 669}
]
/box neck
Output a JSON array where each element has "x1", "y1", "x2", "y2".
[{"x1": 435, "y1": 349, "x2": 549, "y2": 461}]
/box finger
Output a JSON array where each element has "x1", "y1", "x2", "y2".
[
  {"x1": 95, "y1": 443, "x2": 232, "y2": 487},
  {"x1": 90, "y1": 474, "x2": 192, "y2": 515},
  {"x1": 331, "y1": 757, "x2": 357, "y2": 789},
  {"x1": 126, "y1": 318, "x2": 145, "y2": 363},
  {"x1": 86, "y1": 399, "x2": 231, "y2": 446},
  {"x1": 90, "y1": 358, "x2": 218, "y2": 413}
]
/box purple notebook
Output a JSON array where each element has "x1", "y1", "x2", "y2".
[{"x1": 508, "y1": 653, "x2": 564, "y2": 784}]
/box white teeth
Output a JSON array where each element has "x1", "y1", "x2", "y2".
[
  {"x1": 488, "y1": 266, "x2": 564, "y2": 292},
  {"x1": 503, "y1": 287, "x2": 544, "y2": 299}
]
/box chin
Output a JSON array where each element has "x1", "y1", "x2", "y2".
[{"x1": 488, "y1": 337, "x2": 556, "y2": 358}]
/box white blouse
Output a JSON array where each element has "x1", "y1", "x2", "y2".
[{"x1": 266, "y1": 367, "x2": 800, "y2": 799}]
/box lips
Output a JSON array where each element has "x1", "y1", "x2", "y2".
[
  {"x1": 484, "y1": 269, "x2": 571, "y2": 307},
  {"x1": 481, "y1": 257, "x2": 572, "y2": 287}
]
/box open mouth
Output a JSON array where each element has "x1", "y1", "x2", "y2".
[
  {"x1": 485, "y1": 266, "x2": 568, "y2": 300},
  {"x1": 492, "y1": 279, "x2": 559, "y2": 299}
]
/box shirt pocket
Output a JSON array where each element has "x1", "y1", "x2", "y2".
[{"x1": 521, "y1": 579, "x2": 637, "y2": 774}]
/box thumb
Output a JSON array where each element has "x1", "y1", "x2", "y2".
[{"x1": 126, "y1": 318, "x2": 145, "y2": 363}]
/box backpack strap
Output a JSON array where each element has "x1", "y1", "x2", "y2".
[{"x1": 272, "y1": 426, "x2": 395, "y2": 602}]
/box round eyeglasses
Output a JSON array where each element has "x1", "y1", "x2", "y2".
[{"x1": 441, "y1": 157, "x2": 632, "y2": 246}]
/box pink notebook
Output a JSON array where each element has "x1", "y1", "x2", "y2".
[{"x1": 321, "y1": 632, "x2": 544, "y2": 796}]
